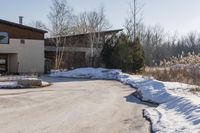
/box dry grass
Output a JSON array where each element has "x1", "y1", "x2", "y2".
[
  {"x1": 143, "y1": 67, "x2": 200, "y2": 95},
  {"x1": 143, "y1": 52, "x2": 200, "y2": 94},
  {"x1": 144, "y1": 67, "x2": 200, "y2": 86}
]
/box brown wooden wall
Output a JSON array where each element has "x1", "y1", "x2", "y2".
[
  {"x1": 46, "y1": 35, "x2": 92, "y2": 48},
  {"x1": 45, "y1": 51, "x2": 87, "y2": 69},
  {"x1": 45, "y1": 34, "x2": 105, "y2": 48},
  {"x1": 0, "y1": 23, "x2": 44, "y2": 40}
]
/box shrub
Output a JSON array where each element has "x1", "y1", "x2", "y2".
[
  {"x1": 101, "y1": 35, "x2": 116, "y2": 68},
  {"x1": 101, "y1": 34, "x2": 144, "y2": 73}
]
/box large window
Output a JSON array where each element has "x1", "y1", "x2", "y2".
[{"x1": 0, "y1": 32, "x2": 9, "y2": 44}]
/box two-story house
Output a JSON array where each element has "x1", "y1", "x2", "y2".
[{"x1": 0, "y1": 19, "x2": 47, "y2": 74}]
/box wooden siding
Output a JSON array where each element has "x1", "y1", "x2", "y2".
[
  {"x1": 45, "y1": 35, "x2": 101, "y2": 48},
  {"x1": 0, "y1": 23, "x2": 44, "y2": 40},
  {"x1": 45, "y1": 51, "x2": 87, "y2": 69}
]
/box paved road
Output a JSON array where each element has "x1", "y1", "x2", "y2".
[{"x1": 0, "y1": 77, "x2": 151, "y2": 133}]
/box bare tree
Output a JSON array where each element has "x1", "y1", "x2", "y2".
[
  {"x1": 124, "y1": 0, "x2": 144, "y2": 41},
  {"x1": 142, "y1": 25, "x2": 167, "y2": 65},
  {"x1": 73, "y1": 12, "x2": 89, "y2": 34},
  {"x1": 29, "y1": 20, "x2": 47, "y2": 30},
  {"x1": 74, "y1": 6, "x2": 111, "y2": 66},
  {"x1": 48, "y1": 0, "x2": 74, "y2": 69}
]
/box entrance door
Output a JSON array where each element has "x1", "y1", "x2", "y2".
[{"x1": 0, "y1": 55, "x2": 8, "y2": 73}]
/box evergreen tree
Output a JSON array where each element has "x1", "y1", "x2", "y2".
[{"x1": 101, "y1": 34, "x2": 144, "y2": 72}]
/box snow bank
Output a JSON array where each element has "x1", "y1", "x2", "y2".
[
  {"x1": 50, "y1": 68, "x2": 200, "y2": 133},
  {"x1": 144, "y1": 97, "x2": 200, "y2": 133},
  {"x1": 50, "y1": 68, "x2": 121, "y2": 79},
  {"x1": 0, "y1": 77, "x2": 50, "y2": 89},
  {"x1": 0, "y1": 82, "x2": 19, "y2": 88}
]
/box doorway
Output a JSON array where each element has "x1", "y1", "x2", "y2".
[{"x1": 0, "y1": 55, "x2": 8, "y2": 73}]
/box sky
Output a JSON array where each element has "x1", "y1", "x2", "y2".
[{"x1": 1, "y1": 0, "x2": 200, "y2": 36}]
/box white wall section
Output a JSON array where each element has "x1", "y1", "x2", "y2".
[{"x1": 0, "y1": 39, "x2": 44, "y2": 73}]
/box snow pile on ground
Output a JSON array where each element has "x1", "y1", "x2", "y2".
[
  {"x1": 144, "y1": 96, "x2": 200, "y2": 133},
  {"x1": 0, "y1": 81, "x2": 20, "y2": 88},
  {"x1": 50, "y1": 68, "x2": 200, "y2": 133},
  {"x1": 50, "y1": 68, "x2": 121, "y2": 79},
  {"x1": 0, "y1": 77, "x2": 50, "y2": 89}
]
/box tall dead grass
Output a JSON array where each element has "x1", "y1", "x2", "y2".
[
  {"x1": 143, "y1": 52, "x2": 200, "y2": 93},
  {"x1": 144, "y1": 67, "x2": 200, "y2": 86}
]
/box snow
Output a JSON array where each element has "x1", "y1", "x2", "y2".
[
  {"x1": 50, "y1": 68, "x2": 200, "y2": 133},
  {"x1": 0, "y1": 77, "x2": 50, "y2": 88},
  {"x1": 50, "y1": 68, "x2": 121, "y2": 79},
  {"x1": 0, "y1": 81, "x2": 19, "y2": 88},
  {"x1": 145, "y1": 97, "x2": 200, "y2": 133}
]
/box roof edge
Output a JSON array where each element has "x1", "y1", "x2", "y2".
[
  {"x1": 46, "y1": 29, "x2": 123, "y2": 39},
  {"x1": 0, "y1": 19, "x2": 48, "y2": 33}
]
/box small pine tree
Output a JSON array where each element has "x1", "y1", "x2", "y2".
[
  {"x1": 101, "y1": 34, "x2": 144, "y2": 73},
  {"x1": 132, "y1": 37, "x2": 145, "y2": 72},
  {"x1": 101, "y1": 35, "x2": 116, "y2": 68}
]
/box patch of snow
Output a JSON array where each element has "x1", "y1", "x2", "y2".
[
  {"x1": 145, "y1": 96, "x2": 200, "y2": 133},
  {"x1": 50, "y1": 67, "x2": 121, "y2": 79},
  {"x1": 50, "y1": 68, "x2": 200, "y2": 133},
  {"x1": 163, "y1": 82, "x2": 199, "y2": 97},
  {"x1": 42, "y1": 81, "x2": 51, "y2": 87},
  {"x1": 21, "y1": 78, "x2": 39, "y2": 80},
  {"x1": 0, "y1": 76, "x2": 49, "y2": 88},
  {"x1": 0, "y1": 81, "x2": 20, "y2": 88}
]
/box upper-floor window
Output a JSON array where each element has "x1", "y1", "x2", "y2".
[{"x1": 0, "y1": 32, "x2": 9, "y2": 44}]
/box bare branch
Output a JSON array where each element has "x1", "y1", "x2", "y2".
[
  {"x1": 48, "y1": 0, "x2": 74, "y2": 69},
  {"x1": 124, "y1": 0, "x2": 144, "y2": 41}
]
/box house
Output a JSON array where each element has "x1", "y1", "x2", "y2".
[
  {"x1": 0, "y1": 18, "x2": 47, "y2": 74},
  {"x1": 45, "y1": 29, "x2": 122, "y2": 69}
]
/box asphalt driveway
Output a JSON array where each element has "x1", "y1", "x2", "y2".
[{"x1": 0, "y1": 77, "x2": 151, "y2": 133}]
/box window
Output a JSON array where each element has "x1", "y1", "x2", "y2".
[
  {"x1": 20, "y1": 39, "x2": 25, "y2": 44},
  {"x1": 0, "y1": 32, "x2": 9, "y2": 44}
]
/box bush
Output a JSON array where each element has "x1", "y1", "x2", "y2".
[{"x1": 101, "y1": 34, "x2": 144, "y2": 73}]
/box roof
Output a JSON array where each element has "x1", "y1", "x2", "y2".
[
  {"x1": 69, "y1": 29, "x2": 123, "y2": 37},
  {"x1": 47, "y1": 29, "x2": 123, "y2": 39},
  {"x1": 0, "y1": 19, "x2": 47, "y2": 33}
]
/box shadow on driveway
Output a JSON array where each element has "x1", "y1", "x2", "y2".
[{"x1": 124, "y1": 92, "x2": 158, "y2": 107}]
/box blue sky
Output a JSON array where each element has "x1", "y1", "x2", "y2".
[{"x1": 1, "y1": 0, "x2": 200, "y2": 35}]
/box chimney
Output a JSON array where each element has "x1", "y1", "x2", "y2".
[{"x1": 19, "y1": 16, "x2": 23, "y2": 25}]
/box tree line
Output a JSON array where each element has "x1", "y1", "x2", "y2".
[
  {"x1": 33, "y1": 0, "x2": 200, "y2": 70},
  {"x1": 123, "y1": 0, "x2": 200, "y2": 67},
  {"x1": 138, "y1": 25, "x2": 200, "y2": 66}
]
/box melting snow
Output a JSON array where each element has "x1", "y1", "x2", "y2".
[
  {"x1": 50, "y1": 68, "x2": 200, "y2": 133},
  {"x1": 0, "y1": 81, "x2": 19, "y2": 88}
]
